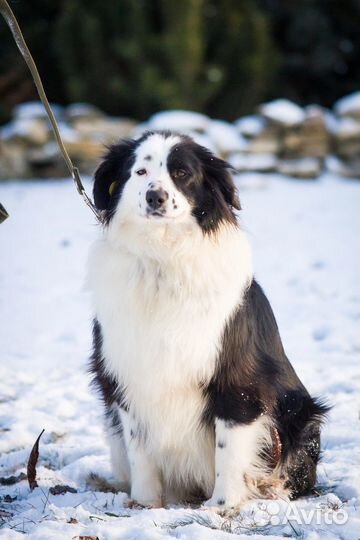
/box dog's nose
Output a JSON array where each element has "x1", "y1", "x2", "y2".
[{"x1": 146, "y1": 188, "x2": 169, "y2": 210}]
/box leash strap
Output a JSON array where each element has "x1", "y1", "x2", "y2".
[{"x1": 0, "y1": 0, "x2": 103, "y2": 224}]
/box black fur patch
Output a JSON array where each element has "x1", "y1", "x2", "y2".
[
  {"x1": 203, "y1": 278, "x2": 330, "y2": 497},
  {"x1": 93, "y1": 140, "x2": 138, "y2": 221},
  {"x1": 89, "y1": 319, "x2": 127, "y2": 432},
  {"x1": 167, "y1": 138, "x2": 240, "y2": 233}
]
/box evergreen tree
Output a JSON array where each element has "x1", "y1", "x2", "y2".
[{"x1": 0, "y1": 0, "x2": 359, "y2": 123}]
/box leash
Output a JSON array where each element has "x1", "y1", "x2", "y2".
[{"x1": 0, "y1": 0, "x2": 104, "y2": 224}]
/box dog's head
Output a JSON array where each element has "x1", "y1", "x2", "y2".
[{"x1": 93, "y1": 131, "x2": 240, "y2": 235}]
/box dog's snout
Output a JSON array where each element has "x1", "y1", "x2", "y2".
[{"x1": 146, "y1": 188, "x2": 169, "y2": 210}]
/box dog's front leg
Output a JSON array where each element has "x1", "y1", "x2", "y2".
[
  {"x1": 205, "y1": 417, "x2": 266, "y2": 510},
  {"x1": 119, "y1": 409, "x2": 162, "y2": 507}
]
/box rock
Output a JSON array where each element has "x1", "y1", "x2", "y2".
[
  {"x1": 337, "y1": 140, "x2": 360, "y2": 158},
  {"x1": 207, "y1": 120, "x2": 248, "y2": 155},
  {"x1": 332, "y1": 117, "x2": 360, "y2": 158},
  {"x1": 277, "y1": 157, "x2": 321, "y2": 178},
  {"x1": 324, "y1": 110, "x2": 339, "y2": 134},
  {"x1": 228, "y1": 152, "x2": 277, "y2": 172},
  {"x1": 259, "y1": 98, "x2": 305, "y2": 127},
  {"x1": 334, "y1": 91, "x2": 360, "y2": 119},
  {"x1": 282, "y1": 128, "x2": 303, "y2": 155},
  {"x1": 57, "y1": 122, "x2": 80, "y2": 143},
  {"x1": 72, "y1": 118, "x2": 136, "y2": 143},
  {"x1": 65, "y1": 139, "x2": 103, "y2": 160},
  {"x1": 325, "y1": 155, "x2": 360, "y2": 178},
  {"x1": 300, "y1": 105, "x2": 330, "y2": 157},
  {"x1": 0, "y1": 118, "x2": 49, "y2": 146},
  {"x1": 147, "y1": 110, "x2": 210, "y2": 133},
  {"x1": 244, "y1": 124, "x2": 281, "y2": 154},
  {"x1": 234, "y1": 115, "x2": 266, "y2": 138},
  {"x1": 333, "y1": 117, "x2": 360, "y2": 139},
  {"x1": 66, "y1": 102, "x2": 105, "y2": 121},
  {"x1": 27, "y1": 141, "x2": 60, "y2": 164},
  {"x1": 0, "y1": 140, "x2": 30, "y2": 179},
  {"x1": 281, "y1": 106, "x2": 330, "y2": 158},
  {"x1": 13, "y1": 101, "x2": 64, "y2": 122},
  {"x1": 26, "y1": 142, "x2": 68, "y2": 177},
  {"x1": 64, "y1": 140, "x2": 104, "y2": 174}
]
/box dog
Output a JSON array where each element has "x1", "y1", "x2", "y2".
[{"x1": 88, "y1": 130, "x2": 328, "y2": 510}]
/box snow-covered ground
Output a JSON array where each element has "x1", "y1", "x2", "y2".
[{"x1": 0, "y1": 173, "x2": 359, "y2": 539}]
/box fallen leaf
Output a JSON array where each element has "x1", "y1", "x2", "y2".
[
  {"x1": 0, "y1": 472, "x2": 26, "y2": 485},
  {"x1": 0, "y1": 494, "x2": 17, "y2": 502},
  {"x1": 49, "y1": 484, "x2": 77, "y2": 495},
  {"x1": 27, "y1": 429, "x2": 45, "y2": 491}
]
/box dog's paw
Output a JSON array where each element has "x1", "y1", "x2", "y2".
[
  {"x1": 203, "y1": 497, "x2": 231, "y2": 514},
  {"x1": 203, "y1": 494, "x2": 248, "y2": 514},
  {"x1": 125, "y1": 498, "x2": 162, "y2": 510}
]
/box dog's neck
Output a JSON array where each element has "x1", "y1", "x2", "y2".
[{"x1": 106, "y1": 217, "x2": 249, "y2": 269}]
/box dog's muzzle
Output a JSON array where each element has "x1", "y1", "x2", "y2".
[{"x1": 146, "y1": 188, "x2": 169, "y2": 214}]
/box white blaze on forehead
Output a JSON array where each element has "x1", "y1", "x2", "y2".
[
  {"x1": 108, "y1": 131, "x2": 192, "y2": 232},
  {"x1": 133, "y1": 133, "x2": 181, "y2": 170}
]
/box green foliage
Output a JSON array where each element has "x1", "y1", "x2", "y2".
[
  {"x1": 0, "y1": 0, "x2": 359, "y2": 123},
  {"x1": 52, "y1": 0, "x2": 279, "y2": 119}
]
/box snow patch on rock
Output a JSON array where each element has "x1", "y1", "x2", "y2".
[{"x1": 259, "y1": 98, "x2": 306, "y2": 126}]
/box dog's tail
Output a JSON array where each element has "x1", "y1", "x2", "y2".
[{"x1": 278, "y1": 396, "x2": 330, "y2": 498}]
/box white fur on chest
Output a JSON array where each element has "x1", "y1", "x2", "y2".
[{"x1": 88, "y1": 221, "x2": 252, "y2": 484}]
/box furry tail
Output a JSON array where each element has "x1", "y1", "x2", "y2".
[{"x1": 279, "y1": 397, "x2": 330, "y2": 498}]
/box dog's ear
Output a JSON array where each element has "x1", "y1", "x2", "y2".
[
  {"x1": 93, "y1": 140, "x2": 136, "y2": 210},
  {"x1": 200, "y1": 149, "x2": 241, "y2": 211},
  {"x1": 217, "y1": 166, "x2": 241, "y2": 211}
]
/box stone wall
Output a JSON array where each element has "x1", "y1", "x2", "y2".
[{"x1": 1, "y1": 93, "x2": 360, "y2": 180}]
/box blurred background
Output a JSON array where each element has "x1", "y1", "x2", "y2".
[
  {"x1": 1, "y1": 0, "x2": 360, "y2": 121},
  {"x1": 0, "y1": 0, "x2": 360, "y2": 179}
]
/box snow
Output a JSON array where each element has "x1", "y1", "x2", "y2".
[
  {"x1": 57, "y1": 122, "x2": 80, "y2": 143},
  {"x1": 66, "y1": 103, "x2": 105, "y2": 120},
  {"x1": 147, "y1": 110, "x2": 210, "y2": 132},
  {"x1": 13, "y1": 101, "x2": 64, "y2": 122},
  {"x1": 277, "y1": 157, "x2": 321, "y2": 178},
  {"x1": 235, "y1": 115, "x2": 266, "y2": 138},
  {"x1": 1, "y1": 174, "x2": 360, "y2": 539},
  {"x1": 324, "y1": 156, "x2": 360, "y2": 178},
  {"x1": 259, "y1": 99, "x2": 306, "y2": 126},
  {"x1": 0, "y1": 119, "x2": 46, "y2": 142},
  {"x1": 207, "y1": 120, "x2": 248, "y2": 154},
  {"x1": 333, "y1": 117, "x2": 360, "y2": 138},
  {"x1": 334, "y1": 91, "x2": 360, "y2": 117}
]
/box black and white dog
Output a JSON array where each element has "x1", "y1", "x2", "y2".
[{"x1": 88, "y1": 130, "x2": 328, "y2": 510}]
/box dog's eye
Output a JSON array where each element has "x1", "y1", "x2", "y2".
[
  {"x1": 136, "y1": 168, "x2": 147, "y2": 176},
  {"x1": 173, "y1": 169, "x2": 188, "y2": 179}
]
